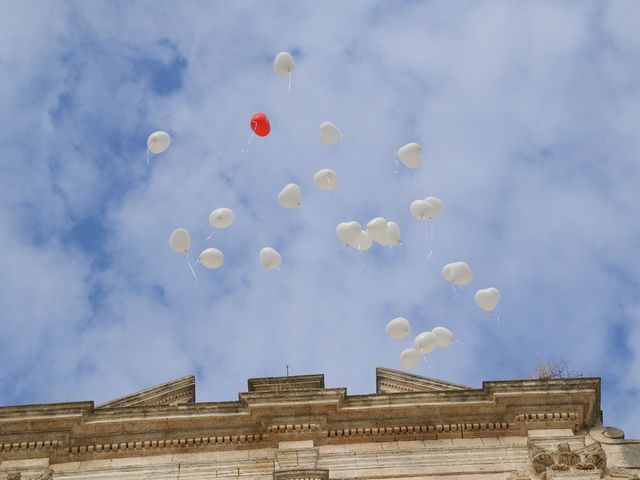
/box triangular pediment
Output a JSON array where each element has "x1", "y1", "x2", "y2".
[
  {"x1": 376, "y1": 367, "x2": 471, "y2": 393},
  {"x1": 97, "y1": 375, "x2": 195, "y2": 408}
]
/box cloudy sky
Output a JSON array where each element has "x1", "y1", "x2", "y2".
[{"x1": 1, "y1": 1, "x2": 639, "y2": 437}]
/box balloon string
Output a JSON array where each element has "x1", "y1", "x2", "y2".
[
  {"x1": 146, "y1": 149, "x2": 150, "y2": 165},
  {"x1": 287, "y1": 71, "x2": 292, "y2": 91},
  {"x1": 455, "y1": 339, "x2": 463, "y2": 345},
  {"x1": 205, "y1": 231, "x2": 215, "y2": 241},
  {"x1": 186, "y1": 253, "x2": 197, "y2": 281},
  {"x1": 425, "y1": 221, "x2": 434, "y2": 263},
  {"x1": 495, "y1": 314, "x2": 500, "y2": 324},
  {"x1": 451, "y1": 285, "x2": 459, "y2": 299},
  {"x1": 241, "y1": 123, "x2": 257, "y2": 153},
  {"x1": 393, "y1": 151, "x2": 399, "y2": 174}
]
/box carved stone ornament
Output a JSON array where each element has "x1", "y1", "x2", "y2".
[
  {"x1": 529, "y1": 442, "x2": 606, "y2": 477},
  {"x1": 609, "y1": 467, "x2": 640, "y2": 480},
  {"x1": 7, "y1": 473, "x2": 21, "y2": 480}
]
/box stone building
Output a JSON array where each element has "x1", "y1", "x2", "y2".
[{"x1": 1, "y1": 368, "x2": 638, "y2": 479}]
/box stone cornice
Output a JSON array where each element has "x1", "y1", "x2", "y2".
[
  {"x1": 97, "y1": 375, "x2": 195, "y2": 408},
  {"x1": 0, "y1": 373, "x2": 601, "y2": 464}
]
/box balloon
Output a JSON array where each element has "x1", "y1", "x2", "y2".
[
  {"x1": 410, "y1": 199, "x2": 432, "y2": 220},
  {"x1": 278, "y1": 183, "x2": 302, "y2": 208},
  {"x1": 169, "y1": 228, "x2": 191, "y2": 253},
  {"x1": 250, "y1": 112, "x2": 271, "y2": 137},
  {"x1": 399, "y1": 348, "x2": 421, "y2": 370},
  {"x1": 424, "y1": 196, "x2": 444, "y2": 218},
  {"x1": 432, "y1": 326, "x2": 454, "y2": 348},
  {"x1": 386, "y1": 317, "x2": 410, "y2": 339},
  {"x1": 351, "y1": 230, "x2": 372, "y2": 251},
  {"x1": 147, "y1": 131, "x2": 171, "y2": 154},
  {"x1": 441, "y1": 263, "x2": 455, "y2": 282},
  {"x1": 259, "y1": 247, "x2": 281, "y2": 269},
  {"x1": 397, "y1": 142, "x2": 422, "y2": 169},
  {"x1": 273, "y1": 51, "x2": 295, "y2": 76},
  {"x1": 319, "y1": 122, "x2": 342, "y2": 146},
  {"x1": 442, "y1": 261, "x2": 473, "y2": 286},
  {"x1": 475, "y1": 287, "x2": 501, "y2": 312},
  {"x1": 336, "y1": 221, "x2": 361, "y2": 246},
  {"x1": 313, "y1": 169, "x2": 339, "y2": 190},
  {"x1": 379, "y1": 221, "x2": 401, "y2": 246},
  {"x1": 414, "y1": 331, "x2": 438, "y2": 355},
  {"x1": 366, "y1": 217, "x2": 388, "y2": 243},
  {"x1": 209, "y1": 208, "x2": 235, "y2": 229},
  {"x1": 198, "y1": 248, "x2": 224, "y2": 269}
]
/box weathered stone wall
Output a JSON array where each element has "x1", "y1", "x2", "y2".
[{"x1": 2, "y1": 429, "x2": 638, "y2": 480}]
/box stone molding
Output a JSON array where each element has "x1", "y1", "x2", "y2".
[
  {"x1": 609, "y1": 467, "x2": 640, "y2": 479},
  {"x1": 273, "y1": 469, "x2": 329, "y2": 480}
]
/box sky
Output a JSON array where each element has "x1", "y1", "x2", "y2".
[{"x1": 1, "y1": 1, "x2": 639, "y2": 437}]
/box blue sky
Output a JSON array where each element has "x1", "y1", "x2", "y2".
[{"x1": 1, "y1": 1, "x2": 639, "y2": 437}]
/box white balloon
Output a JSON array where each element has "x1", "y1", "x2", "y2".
[
  {"x1": 442, "y1": 261, "x2": 473, "y2": 286},
  {"x1": 259, "y1": 247, "x2": 282, "y2": 269},
  {"x1": 424, "y1": 196, "x2": 444, "y2": 219},
  {"x1": 278, "y1": 183, "x2": 302, "y2": 208},
  {"x1": 475, "y1": 287, "x2": 501, "y2": 312},
  {"x1": 380, "y1": 221, "x2": 401, "y2": 246},
  {"x1": 147, "y1": 131, "x2": 171, "y2": 154},
  {"x1": 319, "y1": 122, "x2": 342, "y2": 146},
  {"x1": 414, "y1": 331, "x2": 438, "y2": 355},
  {"x1": 336, "y1": 221, "x2": 361, "y2": 246},
  {"x1": 410, "y1": 199, "x2": 432, "y2": 220},
  {"x1": 441, "y1": 263, "x2": 455, "y2": 281},
  {"x1": 351, "y1": 230, "x2": 372, "y2": 251},
  {"x1": 451, "y1": 262, "x2": 473, "y2": 285},
  {"x1": 313, "y1": 169, "x2": 339, "y2": 190},
  {"x1": 386, "y1": 317, "x2": 410, "y2": 339},
  {"x1": 432, "y1": 326, "x2": 454, "y2": 348},
  {"x1": 198, "y1": 248, "x2": 224, "y2": 269},
  {"x1": 273, "y1": 51, "x2": 295, "y2": 76},
  {"x1": 366, "y1": 217, "x2": 388, "y2": 243},
  {"x1": 399, "y1": 348, "x2": 421, "y2": 370},
  {"x1": 397, "y1": 142, "x2": 422, "y2": 169},
  {"x1": 169, "y1": 228, "x2": 191, "y2": 253},
  {"x1": 209, "y1": 208, "x2": 235, "y2": 229}
]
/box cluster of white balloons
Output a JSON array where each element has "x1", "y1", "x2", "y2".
[
  {"x1": 441, "y1": 261, "x2": 501, "y2": 312},
  {"x1": 276, "y1": 171, "x2": 338, "y2": 210},
  {"x1": 335, "y1": 218, "x2": 402, "y2": 251},
  {"x1": 168, "y1": 208, "x2": 235, "y2": 270},
  {"x1": 386, "y1": 317, "x2": 455, "y2": 370},
  {"x1": 160, "y1": 50, "x2": 503, "y2": 374},
  {"x1": 410, "y1": 196, "x2": 444, "y2": 221},
  {"x1": 168, "y1": 206, "x2": 284, "y2": 272}
]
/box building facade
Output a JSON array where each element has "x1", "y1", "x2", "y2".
[{"x1": 1, "y1": 368, "x2": 638, "y2": 479}]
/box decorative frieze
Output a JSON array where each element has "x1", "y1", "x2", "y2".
[
  {"x1": 328, "y1": 421, "x2": 511, "y2": 438},
  {"x1": 529, "y1": 442, "x2": 606, "y2": 478}
]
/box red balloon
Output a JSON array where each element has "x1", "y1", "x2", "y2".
[{"x1": 250, "y1": 112, "x2": 271, "y2": 137}]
